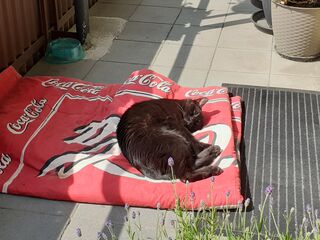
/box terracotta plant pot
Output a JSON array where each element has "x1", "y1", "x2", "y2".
[{"x1": 271, "y1": 0, "x2": 320, "y2": 61}]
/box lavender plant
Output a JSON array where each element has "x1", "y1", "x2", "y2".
[{"x1": 95, "y1": 156, "x2": 320, "y2": 240}]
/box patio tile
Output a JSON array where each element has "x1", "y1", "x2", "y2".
[
  {"x1": 141, "y1": 0, "x2": 184, "y2": 8},
  {"x1": 183, "y1": 0, "x2": 231, "y2": 11},
  {"x1": 206, "y1": 70, "x2": 269, "y2": 87},
  {"x1": 271, "y1": 51, "x2": 320, "y2": 78},
  {"x1": 89, "y1": 2, "x2": 137, "y2": 19},
  {"x1": 101, "y1": 40, "x2": 161, "y2": 65},
  {"x1": 223, "y1": 12, "x2": 255, "y2": 30},
  {"x1": 26, "y1": 59, "x2": 96, "y2": 80},
  {"x1": 84, "y1": 61, "x2": 147, "y2": 84},
  {"x1": 0, "y1": 208, "x2": 69, "y2": 240},
  {"x1": 99, "y1": 0, "x2": 142, "y2": 4},
  {"x1": 210, "y1": 48, "x2": 271, "y2": 74},
  {"x1": 118, "y1": 22, "x2": 172, "y2": 42},
  {"x1": 0, "y1": 194, "x2": 76, "y2": 216},
  {"x1": 218, "y1": 27, "x2": 273, "y2": 50},
  {"x1": 269, "y1": 74, "x2": 320, "y2": 91},
  {"x1": 166, "y1": 24, "x2": 222, "y2": 47},
  {"x1": 228, "y1": 0, "x2": 260, "y2": 13},
  {"x1": 175, "y1": 8, "x2": 226, "y2": 27},
  {"x1": 149, "y1": 65, "x2": 208, "y2": 87},
  {"x1": 61, "y1": 204, "x2": 176, "y2": 240},
  {"x1": 153, "y1": 43, "x2": 215, "y2": 70},
  {"x1": 129, "y1": 6, "x2": 180, "y2": 24}
]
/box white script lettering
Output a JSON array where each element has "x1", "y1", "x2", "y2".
[
  {"x1": 123, "y1": 74, "x2": 172, "y2": 93},
  {"x1": 0, "y1": 154, "x2": 11, "y2": 175},
  {"x1": 42, "y1": 79, "x2": 104, "y2": 95},
  {"x1": 7, "y1": 98, "x2": 47, "y2": 134}
]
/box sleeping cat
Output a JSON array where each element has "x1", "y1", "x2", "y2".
[{"x1": 116, "y1": 98, "x2": 223, "y2": 182}]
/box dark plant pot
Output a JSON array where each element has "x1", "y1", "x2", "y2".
[
  {"x1": 251, "y1": 0, "x2": 263, "y2": 9},
  {"x1": 262, "y1": 0, "x2": 272, "y2": 27}
]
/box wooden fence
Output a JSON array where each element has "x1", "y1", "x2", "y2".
[{"x1": 0, "y1": 0, "x2": 97, "y2": 74}]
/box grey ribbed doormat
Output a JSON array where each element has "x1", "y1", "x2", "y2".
[{"x1": 223, "y1": 84, "x2": 320, "y2": 232}]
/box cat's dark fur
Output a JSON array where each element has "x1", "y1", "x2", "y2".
[{"x1": 116, "y1": 98, "x2": 223, "y2": 182}]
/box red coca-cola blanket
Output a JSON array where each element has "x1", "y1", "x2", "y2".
[{"x1": 0, "y1": 67, "x2": 243, "y2": 209}]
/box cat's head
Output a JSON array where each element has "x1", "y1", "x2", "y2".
[{"x1": 181, "y1": 97, "x2": 208, "y2": 132}]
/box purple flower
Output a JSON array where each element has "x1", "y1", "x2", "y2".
[
  {"x1": 210, "y1": 176, "x2": 215, "y2": 183},
  {"x1": 105, "y1": 219, "x2": 113, "y2": 228},
  {"x1": 199, "y1": 199, "x2": 206, "y2": 209},
  {"x1": 306, "y1": 204, "x2": 312, "y2": 214},
  {"x1": 161, "y1": 217, "x2": 165, "y2": 226},
  {"x1": 76, "y1": 227, "x2": 82, "y2": 237},
  {"x1": 132, "y1": 211, "x2": 136, "y2": 219},
  {"x1": 265, "y1": 185, "x2": 273, "y2": 195},
  {"x1": 244, "y1": 198, "x2": 251, "y2": 208},
  {"x1": 190, "y1": 191, "x2": 196, "y2": 201},
  {"x1": 226, "y1": 190, "x2": 231, "y2": 197},
  {"x1": 101, "y1": 232, "x2": 107, "y2": 239},
  {"x1": 168, "y1": 157, "x2": 174, "y2": 167},
  {"x1": 124, "y1": 203, "x2": 129, "y2": 211},
  {"x1": 170, "y1": 220, "x2": 175, "y2": 227}
]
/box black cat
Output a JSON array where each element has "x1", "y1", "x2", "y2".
[{"x1": 116, "y1": 98, "x2": 223, "y2": 182}]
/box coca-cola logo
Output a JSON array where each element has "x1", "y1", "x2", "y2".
[
  {"x1": 7, "y1": 98, "x2": 47, "y2": 135},
  {"x1": 0, "y1": 153, "x2": 11, "y2": 175},
  {"x1": 123, "y1": 74, "x2": 172, "y2": 93},
  {"x1": 42, "y1": 78, "x2": 104, "y2": 95},
  {"x1": 185, "y1": 88, "x2": 227, "y2": 98},
  {"x1": 231, "y1": 101, "x2": 241, "y2": 111}
]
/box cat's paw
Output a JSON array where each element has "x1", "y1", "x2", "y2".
[
  {"x1": 212, "y1": 166, "x2": 223, "y2": 175},
  {"x1": 209, "y1": 145, "x2": 222, "y2": 158}
]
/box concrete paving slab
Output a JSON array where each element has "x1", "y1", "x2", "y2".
[
  {"x1": 118, "y1": 22, "x2": 172, "y2": 43},
  {"x1": 0, "y1": 208, "x2": 70, "y2": 240},
  {"x1": 100, "y1": 0, "x2": 142, "y2": 4},
  {"x1": 90, "y1": 2, "x2": 138, "y2": 19},
  {"x1": 141, "y1": 0, "x2": 184, "y2": 8},
  {"x1": 84, "y1": 61, "x2": 147, "y2": 84},
  {"x1": 0, "y1": 194, "x2": 76, "y2": 216},
  {"x1": 206, "y1": 70, "x2": 269, "y2": 87},
  {"x1": 101, "y1": 40, "x2": 161, "y2": 65},
  {"x1": 175, "y1": 8, "x2": 226, "y2": 27},
  {"x1": 26, "y1": 59, "x2": 96, "y2": 80},
  {"x1": 166, "y1": 24, "x2": 222, "y2": 47},
  {"x1": 183, "y1": 0, "x2": 231, "y2": 11},
  {"x1": 218, "y1": 27, "x2": 273, "y2": 51},
  {"x1": 129, "y1": 6, "x2": 181, "y2": 24},
  {"x1": 271, "y1": 51, "x2": 320, "y2": 78},
  {"x1": 153, "y1": 43, "x2": 215, "y2": 70},
  {"x1": 210, "y1": 48, "x2": 271, "y2": 74},
  {"x1": 149, "y1": 65, "x2": 208, "y2": 87},
  {"x1": 269, "y1": 74, "x2": 320, "y2": 91},
  {"x1": 61, "y1": 204, "x2": 176, "y2": 240}
]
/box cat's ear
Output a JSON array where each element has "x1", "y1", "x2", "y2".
[{"x1": 196, "y1": 97, "x2": 209, "y2": 108}]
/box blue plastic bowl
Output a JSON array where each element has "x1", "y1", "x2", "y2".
[{"x1": 45, "y1": 38, "x2": 85, "y2": 64}]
